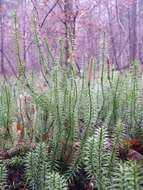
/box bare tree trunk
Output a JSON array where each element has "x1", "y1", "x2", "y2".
[
  {"x1": 128, "y1": 0, "x2": 137, "y2": 63},
  {"x1": 0, "y1": 1, "x2": 4, "y2": 74},
  {"x1": 63, "y1": 0, "x2": 76, "y2": 66},
  {"x1": 138, "y1": 0, "x2": 143, "y2": 66},
  {"x1": 107, "y1": 1, "x2": 120, "y2": 70}
]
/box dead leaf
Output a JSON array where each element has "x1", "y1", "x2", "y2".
[{"x1": 128, "y1": 149, "x2": 143, "y2": 161}]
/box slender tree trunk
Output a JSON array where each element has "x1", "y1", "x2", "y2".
[
  {"x1": 128, "y1": 0, "x2": 137, "y2": 63},
  {"x1": 138, "y1": 0, "x2": 143, "y2": 66},
  {"x1": 107, "y1": 2, "x2": 119, "y2": 70},
  {"x1": 64, "y1": 0, "x2": 76, "y2": 66},
  {"x1": 0, "y1": 2, "x2": 4, "y2": 74}
]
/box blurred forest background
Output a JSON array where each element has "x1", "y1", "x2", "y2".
[{"x1": 0, "y1": 0, "x2": 143, "y2": 75}]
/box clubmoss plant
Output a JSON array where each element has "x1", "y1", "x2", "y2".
[
  {"x1": 0, "y1": 160, "x2": 7, "y2": 190},
  {"x1": 111, "y1": 161, "x2": 143, "y2": 190}
]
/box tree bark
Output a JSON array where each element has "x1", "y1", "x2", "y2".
[{"x1": 63, "y1": 0, "x2": 76, "y2": 66}]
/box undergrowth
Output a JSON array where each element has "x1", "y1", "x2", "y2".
[{"x1": 0, "y1": 13, "x2": 143, "y2": 190}]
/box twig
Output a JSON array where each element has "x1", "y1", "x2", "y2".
[{"x1": 40, "y1": 0, "x2": 59, "y2": 28}]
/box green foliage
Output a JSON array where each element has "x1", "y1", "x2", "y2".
[
  {"x1": 111, "y1": 161, "x2": 143, "y2": 190},
  {"x1": 3, "y1": 17, "x2": 143, "y2": 189},
  {"x1": 83, "y1": 125, "x2": 143, "y2": 190},
  {"x1": 2, "y1": 26, "x2": 143, "y2": 189},
  {"x1": 25, "y1": 143, "x2": 50, "y2": 190},
  {"x1": 25, "y1": 143, "x2": 67, "y2": 190},
  {"x1": 10, "y1": 156, "x2": 24, "y2": 167},
  {"x1": 0, "y1": 160, "x2": 7, "y2": 189},
  {"x1": 0, "y1": 85, "x2": 14, "y2": 143},
  {"x1": 83, "y1": 127, "x2": 110, "y2": 189},
  {"x1": 45, "y1": 172, "x2": 67, "y2": 190}
]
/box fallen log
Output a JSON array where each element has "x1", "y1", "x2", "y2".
[{"x1": 0, "y1": 142, "x2": 35, "y2": 160}]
